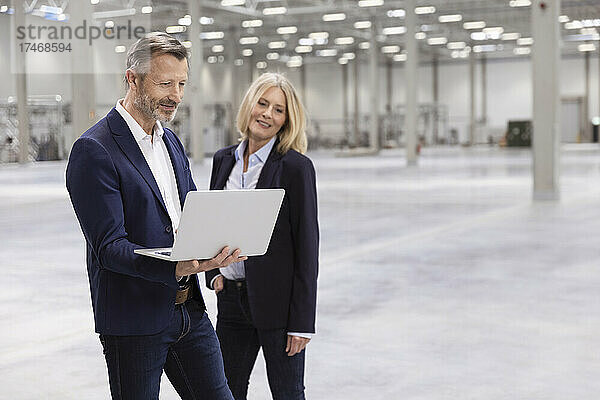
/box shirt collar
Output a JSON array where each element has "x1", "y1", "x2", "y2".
[
  {"x1": 115, "y1": 99, "x2": 164, "y2": 143},
  {"x1": 235, "y1": 136, "x2": 277, "y2": 163}
]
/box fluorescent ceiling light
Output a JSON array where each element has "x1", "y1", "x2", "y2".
[
  {"x1": 382, "y1": 26, "x2": 406, "y2": 35},
  {"x1": 359, "y1": 42, "x2": 370, "y2": 49},
  {"x1": 309, "y1": 32, "x2": 329, "y2": 40},
  {"x1": 393, "y1": 54, "x2": 407, "y2": 61},
  {"x1": 234, "y1": 59, "x2": 244, "y2": 66},
  {"x1": 558, "y1": 15, "x2": 569, "y2": 23},
  {"x1": 334, "y1": 37, "x2": 355, "y2": 45},
  {"x1": 565, "y1": 21, "x2": 583, "y2": 30},
  {"x1": 516, "y1": 37, "x2": 533, "y2": 45},
  {"x1": 427, "y1": 37, "x2": 448, "y2": 45},
  {"x1": 463, "y1": 21, "x2": 486, "y2": 30},
  {"x1": 381, "y1": 45, "x2": 400, "y2": 53},
  {"x1": 316, "y1": 49, "x2": 337, "y2": 57},
  {"x1": 268, "y1": 41, "x2": 287, "y2": 49},
  {"x1": 323, "y1": 13, "x2": 345, "y2": 22},
  {"x1": 343, "y1": 52, "x2": 356, "y2": 59},
  {"x1": 208, "y1": 56, "x2": 217, "y2": 64},
  {"x1": 483, "y1": 27, "x2": 504, "y2": 34},
  {"x1": 387, "y1": 9, "x2": 405, "y2": 18},
  {"x1": 91, "y1": 0, "x2": 100, "y2": 4},
  {"x1": 105, "y1": 20, "x2": 115, "y2": 28},
  {"x1": 502, "y1": 32, "x2": 520, "y2": 40},
  {"x1": 181, "y1": 41, "x2": 192, "y2": 48},
  {"x1": 295, "y1": 45, "x2": 313, "y2": 53},
  {"x1": 242, "y1": 19, "x2": 263, "y2": 28},
  {"x1": 0, "y1": 5, "x2": 8, "y2": 12},
  {"x1": 40, "y1": 5, "x2": 62, "y2": 14},
  {"x1": 201, "y1": 31, "x2": 225, "y2": 39},
  {"x1": 509, "y1": 0, "x2": 531, "y2": 7},
  {"x1": 415, "y1": 32, "x2": 426, "y2": 40},
  {"x1": 141, "y1": 6, "x2": 152, "y2": 14},
  {"x1": 263, "y1": 7, "x2": 286, "y2": 15},
  {"x1": 578, "y1": 43, "x2": 596, "y2": 52},
  {"x1": 473, "y1": 44, "x2": 497, "y2": 53},
  {"x1": 266, "y1": 52, "x2": 280, "y2": 60},
  {"x1": 166, "y1": 25, "x2": 185, "y2": 33},
  {"x1": 256, "y1": 61, "x2": 267, "y2": 69},
  {"x1": 114, "y1": 45, "x2": 126, "y2": 53},
  {"x1": 221, "y1": 0, "x2": 245, "y2": 6},
  {"x1": 471, "y1": 32, "x2": 487, "y2": 40},
  {"x1": 200, "y1": 17, "x2": 214, "y2": 25},
  {"x1": 439, "y1": 14, "x2": 462, "y2": 23},
  {"x1": 178, "y1": 15, "x2": 192, "y2": 26},
  {"x1": 447, "y1": 41, "x2": 466, "y2": 50},
  {"x1": 287, "y1": 60, "x2": 302, "y2": 68},
  {"x1": 277, "y1": 26, "x2": 297, "y2": 34},
  {"x1": 242, "y1": 49, "x2": 253, "y2": 56},
  {"x1": 298, "y1": 38, "x2": 315, "y2": 46},
  {"x1": 513, "y1": 47, "x2": 531, "y2": 55},
  {"x1": 212, "y1": 45, "x2": 224, "y2": 53},
  {"x1": 338, "y1": 58, "x2": 349, "y2": 65},
  {"x1": 239, "y1": 36, "x2": 259, "y2": 45},
  {"x1": 415, "y1": 6, "x2": 435, "y2": 15},
  {"x1": 358, "y1": 0, "x2": 384, "y2": 7},
  {"x1": 354, "y1": 21, "x2": 371, "y2": 29}
]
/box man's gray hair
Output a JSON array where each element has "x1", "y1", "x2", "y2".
[{"x1": 124, "y1": 32, "x2": 189, "y2": 87}]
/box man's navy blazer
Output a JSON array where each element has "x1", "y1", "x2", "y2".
[
  {"x1": 205, "y1": 141, "x2": 319, "y2": 333},
  {"x1": 66, "y1": 108, "x2": 201, "y2": 336}
]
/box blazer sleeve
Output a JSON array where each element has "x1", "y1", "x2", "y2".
[
  {"x1": 205, "y1": 152, "x2": 222, "y2": 289},
  {"x1": 66, "y1": 137, "x2": 179, "y2": 290},
  {"x1": 286, "y1": 156, "x2": 320, "y2": 333}
]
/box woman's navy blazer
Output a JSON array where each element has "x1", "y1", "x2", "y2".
[{"x1": 206, "y1": 141, "x2": 319, "y2": 333}]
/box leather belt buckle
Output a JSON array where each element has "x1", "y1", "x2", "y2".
[{"x1": 175, "y1": 285, "x2": 191, "y2": 305}]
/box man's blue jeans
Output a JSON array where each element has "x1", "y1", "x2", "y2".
[
  {"x1": 216, "y1": 280, "x2": 306, "y2": 400},
  {"x1": 99, "y1": 298, "x2": 234, "y2": 400}
]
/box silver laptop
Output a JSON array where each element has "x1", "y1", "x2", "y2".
[{"x1": 134, "y1": 189, "x2": 285, "y2": 261}]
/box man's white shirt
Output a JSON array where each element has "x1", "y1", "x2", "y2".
[{"x1": 116, "y1": 100, "x2": 181, "y2": 234}]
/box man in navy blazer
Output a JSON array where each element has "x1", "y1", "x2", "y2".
[{"x1": 66, "y1": 33, "x2": 242, "y2": 400}]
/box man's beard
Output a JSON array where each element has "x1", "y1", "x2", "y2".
[{"x1": 134, "y1": 85, "x2": 179, "y2": 123}]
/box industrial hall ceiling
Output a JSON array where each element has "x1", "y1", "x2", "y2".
[{"x1": 4, "y1": 0, "x2": 600, "y2": 67}]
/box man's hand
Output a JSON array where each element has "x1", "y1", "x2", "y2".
[
  {"x1": 286, "y1": 335, "x2": 310, "y2": 357},
  {"x1": 175, "y1": 247, "x2": 246, "y2": 277},
  {"x1": 214, "y1": 275, "x2": 224, "y2": 293}
]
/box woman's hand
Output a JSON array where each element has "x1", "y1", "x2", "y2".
[{"x1": 286, "y1": 335, "x2": 310, "y2": 357}]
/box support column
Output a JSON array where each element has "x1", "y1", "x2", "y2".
[
  {"x1": 469, "y1": 52, "x2": 476, "y2": 145},
  {"x1": 368, "y1": 21, "x2": 379, "y2": 151},
  {"x1": 342, "y1": 62, "x2": 349, "y2": 145},
  {"x1": 433, "y1": 56, "x2": 439, "y2": 143},
  {"x1": 300, "y1": 63, "x2": 307, "y2": 112},
  {"x1": 584, "y1": 50, "x2": 590, "y2": 142},
  {"x1": 405, "y1": 0, "x2": 418, "y2": 164},
  {"x1": 188, "y1": 0, "x2": 205, "y2": 163},
  {"x1": 70, "y1": 0, "x2": 96, "y2": 153},
  {"x1": 353, "y1": 58, "x2": 360, "y2": 147},
  {"x1": 14, "y1": 0, "x2": 30, "y2": 163},
  {"x1": 228, "y1": 27, "x2": 238, "y2": 146},
  {"x1": 532, "y1": 0, "x2": 560, "y2": 200},
  {"x1": 481, "y1": 55, "x2": 487, "y2": 126}
]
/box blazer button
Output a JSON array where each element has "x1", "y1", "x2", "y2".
[{"x1": 165, "y1": 226, "x2": 172, "y2": 233}]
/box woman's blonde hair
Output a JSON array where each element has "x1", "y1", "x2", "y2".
[{"x1": 237, "y1": 72, "x2": 307, "y2": 154}]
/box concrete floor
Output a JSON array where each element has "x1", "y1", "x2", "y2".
[{"x1": 0, "y1": 145, "x2": 599, "y2": 399}]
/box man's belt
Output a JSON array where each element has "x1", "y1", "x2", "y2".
[{"x1": 175, "y1": 285, "x2": 192, "y2": 305}]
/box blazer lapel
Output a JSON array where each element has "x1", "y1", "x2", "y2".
[
  {"x1": 107, "y1": 108, "x2": 168, "y2": 214},
  {"x1": 256, "y1": 140, "x2": 283, "y2": 189},
  {"x1": 161, "y1": 129, "x2": 188, "y2": 206},
  {"x1": 213, "y1": 147, "x2": 236, "y2": 190}
]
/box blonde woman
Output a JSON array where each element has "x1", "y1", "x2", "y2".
[{"x1": 206, "y1": 72, "x2": 319, "y2": 400}]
